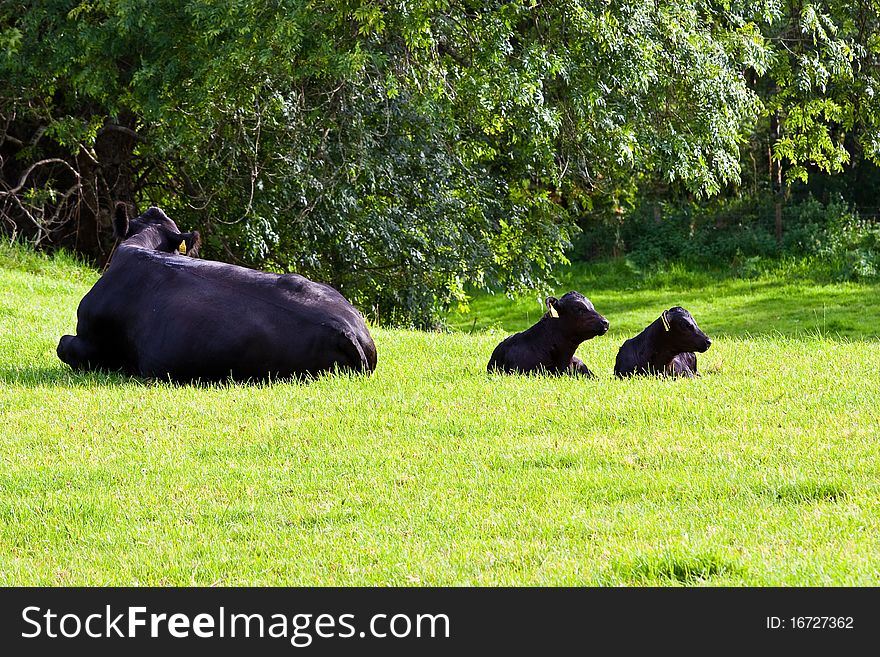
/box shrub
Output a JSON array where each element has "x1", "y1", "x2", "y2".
[{"x1": 573, "y1": 193, "x2": 880, "y2": 282}]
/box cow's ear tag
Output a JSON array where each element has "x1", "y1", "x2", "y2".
[
  {"x1": 661, "y1": 311, "x2": 670, "y2": 332},
  {"x1": 178, "y1": 240, "x2": 187, "y2": 255},
  {"x1": 549, "y1": 304, "x2": 559, "y2": 318}
]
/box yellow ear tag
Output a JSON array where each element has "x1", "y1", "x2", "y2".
[
  {"x1": 661, "y1": 311, "x2": 670, "y2": 331},
  {"x1": 549, "y1": 305, "x2": 559, "y2": 318},
  {"x1": 178, "y1": 240, "x2": 187, "y2": 255}
]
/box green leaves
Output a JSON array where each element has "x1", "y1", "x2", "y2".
[
  {"x1": 3, "y1": 0, "x2": 880, "y2": 325},
  {"x1": 352, "y1": 1, "x2": 386, "y2": 36},
  {"x1": 0, "y1": 27, "x2": 22, "y2": 57},
  {"x1": 759, "y1": 2, "x2": 878, "y2": 180}
]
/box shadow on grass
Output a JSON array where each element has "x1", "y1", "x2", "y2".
[
  {"x1": 613, "y1": 551, "x2": 744, "y2": 584},
  {"x1": 760, "y1": 481, "x2": 848, "y2": 504},
  {"x1": 0, "y1": 365, "x2": 360, "y2": 389},
  {"x1": 0, "y1": 366, "x2": 135, "y2": 388}
]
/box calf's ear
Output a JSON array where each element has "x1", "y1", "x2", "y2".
[
  {"x1": 546, "y1": 296, "x2": 559, "y2": 318},
  {"x1": 178, "y1": 231, "x2": 201, "y2": 257},
  {"x1": 113, "y1": 203, "x2": 129, "y2": 239}
]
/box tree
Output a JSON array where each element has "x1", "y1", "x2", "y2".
[{"x1": 0, "y1": 1, "x2": 788, "y2": 325}]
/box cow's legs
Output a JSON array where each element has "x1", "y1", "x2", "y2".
[
  {"x1": 568, "y1": 356, "x2": 596, "y2": 378},
  {"x1": 57, "y1": 335, "x2": 103, "y2": 371},
  {"x1": 666, "y1": 352, "x2": 698, "y2": 377}
]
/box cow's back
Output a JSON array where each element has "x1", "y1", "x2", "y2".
[
  {"x1": 487, "y1": 332, "x2": 521, "y2": 372},
  {"x1": 81, "y1": 248, "x2": 376, "y2": 381},
  {"x1": 487, "y1": 324, "x2": 552, "y2": 373},
  {"x1": 613, "y1": 336, "x2": 642, "y2": 377}
]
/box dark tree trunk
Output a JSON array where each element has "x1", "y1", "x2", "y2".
[
  {"x1": 66, "y1": 118, "x2": 140, "y2": 267},
  {"x1": 770, "y1": 109, "x2": 784, "y2": 245}
]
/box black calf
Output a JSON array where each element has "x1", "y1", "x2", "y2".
[
  {"x1": 487, "y1": 291, "x2": 609, "y2": 376},
  {"x1": 614, "y1": 307, "x2": 711, "y2": 378}
]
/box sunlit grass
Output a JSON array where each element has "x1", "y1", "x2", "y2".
[
  {"x1": 447, "y1": 259, "x2": 880, "y2": 341},
  {"x1": 1, "y1": 245, "x2": 879, "y2": 585}
]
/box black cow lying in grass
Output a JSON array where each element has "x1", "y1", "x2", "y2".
[
  {"x1": 613, "y1": 306, "x2": 711, "y2": 378},
  {"x1": 57, "y1": 204, "x2": 377, "y2": 382},
  {"x1": 487, "y1": 291, "x2": 609, "y2": 376}
]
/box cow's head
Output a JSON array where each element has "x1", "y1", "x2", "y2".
[
  {"x1": 659, "y1": 306, "x2": 712, "y2": 353},
  {"x1": 114, "y1": 203, "x2": 200, "y2": 256},
  {"x1": 546, "y1": 291, "x2": 609, "y2": 339}
]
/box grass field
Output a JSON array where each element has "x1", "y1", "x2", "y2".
[{"x1": 1, "y1": 245, "x2": 879, "y2": 585}]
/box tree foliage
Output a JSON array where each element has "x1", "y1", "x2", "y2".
[
  {"x1": 758, "y1": 1, "x2": 880, "y2": 183},
  {"x1": 1, "y1": 1, "x2": 878, "y2": 325}
]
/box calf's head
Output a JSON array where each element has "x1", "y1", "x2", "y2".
[
  {"x1": 659, "y1": 306, "x2": 711, "y2": 353},
  {"x1": 546, "y1": 291, "x2": 609, "y2": 340},
  {"x1": 114, "y1": 203, "x2": 200, "y2": 256}
]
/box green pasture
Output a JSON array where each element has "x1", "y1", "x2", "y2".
[{"x1": 1, "y1": 245, "x2": 879, "y2": 585}]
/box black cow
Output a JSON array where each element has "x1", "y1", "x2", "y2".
[
  {"x1": 57, "y1": 204, "x2": 377, "y2": 382},
  {"x1": 487, "y1": 291, "x2": 609, "y2": 376},
  {"x1": 613, "y1": 306, "x2": 711, "y2": 378}
]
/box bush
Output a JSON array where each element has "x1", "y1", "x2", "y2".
[{"x1": 573, "y1": 193, "x2": 880, "y2": 282}]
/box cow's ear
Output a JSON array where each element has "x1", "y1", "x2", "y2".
[
  {"x1": 113, "y1": 203, "x2": 130, "y2": 239},
  {"x1": 546, "y1": 296, "x2": 559, "y2": 318},
  {"x1": 179, "y1": 231, "x2": 201, "y2": 257}
]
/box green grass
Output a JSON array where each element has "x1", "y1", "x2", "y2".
[
  {"x1": 1, "y1": 243, "x2": 879, "y2": 585},
  {"x1": 447, "y1": 259, "x2": 880, "y2": 339}
]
